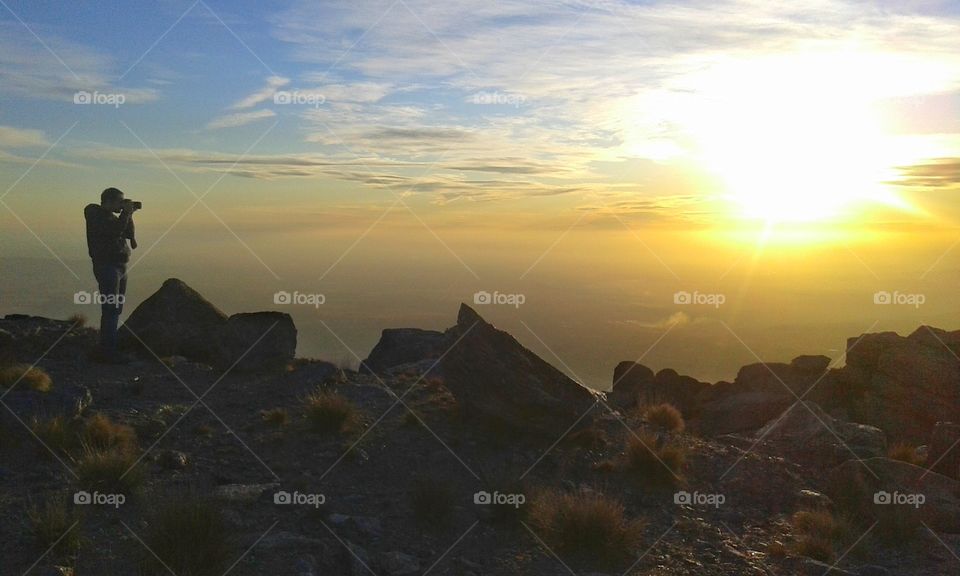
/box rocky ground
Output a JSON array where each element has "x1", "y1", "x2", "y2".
[{"x1": 1, "y1": 279, "x2": 959, "y2": 575}]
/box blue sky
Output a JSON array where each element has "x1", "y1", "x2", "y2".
[{"x1": 2, "y1": 0, "x2": 959, "y2": 223}]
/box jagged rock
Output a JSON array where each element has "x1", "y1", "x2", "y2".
[
  {"x1": 753, "y1": 401, "x2": 886, "y2": 465},
  {"x1": 693, "y1": 355, "x2": 835, "y2": 436},
  {"x1": 927, "y1": 421, "x2": 960, "y2": 479},
  {"x1": 439, "y1": 304, "x2": 600, "y2": 436},
  {"x1": 2, "y1": 384, "x2": 92, "y2": 423},
  {"x1": 827, "y1": 457, "x2": 960, "y2": 533},
  {"x1": 121, "y1": 278, "x2": 227, "y2": 359},
  {"x1": 212, "y1": 482, "x2": 278, "y2": 503},
  {"x1": 213, "y1": 311, "x2": 296, "y2": 371},
  {"x1": 156, "y1": 449, "x2": 188, "y2": 470},
  {"x1": 360, "y1": 328, "x2": 445, "y2": 375},
  {"x1": 121, "y1": 278, "x2": 296, "y2": 371},
  {"x1": 608, "y1": 361, "x2": 655, "y2": 409},
  {"x1": 694, "y1": 390, "x2": 793, "y2": 436},
  {"x1": 838, "y1": 327, "x2": 960, "y2": 441}
]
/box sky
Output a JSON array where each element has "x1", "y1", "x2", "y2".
[{"x1": 1, "y1": 0, "x2": 959, "y2": 386}]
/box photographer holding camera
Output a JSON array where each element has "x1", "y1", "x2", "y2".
[{"x1": 84, "y1": 187, "x2": 140, "y2": 363}]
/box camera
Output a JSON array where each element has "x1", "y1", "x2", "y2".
[{"x1": 123, "y1": 199, "x2": 142, "y2": 210}]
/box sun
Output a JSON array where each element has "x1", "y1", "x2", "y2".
[{"x1": 670, "y1": 50, "x2": 922, "y2": 223}]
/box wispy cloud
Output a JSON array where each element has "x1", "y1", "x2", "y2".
[
  {"x1": 0, "y1": 125, "x2": 48, "y2": 148},
  {"x1": 207, "y1": 109, "x2": 277, "y2": 130},
  {"x1": 230, "y1": 75, "x2": 290, "y2": 109}
]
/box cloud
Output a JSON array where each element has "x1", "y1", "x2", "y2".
[
  {"x1": 231, "y1": 76, "x2": 289, "y2": 109},
  {"x1": 206, "y1": 109, "x2": 277, "y2": 130},
  {"x1": 0, "y1": 126, "x2": 48, "y2": 148},
  {"x1": 895, "y1": 158, "x2": 960, "y2": 188},
  {"x1": 0, "y1": 22, "x2": 159, "y2": 103}
]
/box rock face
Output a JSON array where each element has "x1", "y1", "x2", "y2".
[
  {"x1": 438, "y1": 304, "x2": 599, "y2": 436},
  {"x1": 360, "y1": 328, "x2": 445, "y2": 375},
  {"x1": 214, "y1": 312, "x2": 297, "y2": 372},
  {"x1": 121, "y1": 278, "x2": 296, "y2": 371},
  {"x1": 827, "y1": 457, "x2": 960, "y2": 533},
  {"x1": 839, "y1": 327, "x2": 960, "y2": 441},
  {"x1": 754, "y1": 401, "x2": 886, "y2": 465},
  {"x1": 692, "y1": 356, "x2": 834, "y2": 436},
  {"x1": 608, "y1": 362, "x2": 708, "y2": 418},
  {"x1": 927, "y1": 422, "x2": 960, "y2": 479}
]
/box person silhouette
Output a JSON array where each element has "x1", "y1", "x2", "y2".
[{"x1": 84, "y1": 187, "x2": 139, "y2": 363}]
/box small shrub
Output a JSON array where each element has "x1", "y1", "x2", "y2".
[
  {"x1": 623, "y1": 432, "x2": 685, "y2": 486},
  {"x1": 643, "y1": 403, "x2": 685, "y2": 433},
  {"x1": 528, "y1": 488, "x2": 645, "y2": 568},
  {"x1": 139, "y1": 493, "x2": 231, "y2": 576},
  {"x1": 303, "y1": 389, "x2": 359, "y2": 434},
  {"x1": 76, "y1": 445, "x2": 144, "y2": 495},
  {"x1": 887, "y1": 441, "x2": 924, "y2": 466},
  {"x1": 789, "y1": 509, "x2": 853, "y2": 563},
  {"x1": 28, "y1": 495, "x2": 81, "y2": 556},
  {"x1": 80, "y1": 413, "x2": 138, "y2": 453},
  {"x1": 67, "y1": 313, "x2": 87, "y2": 328},
  {"x1": 410, "y1": 476, "x2": 454, "y2": 528},
  {"x1": 565, "y1": 426, "x2": 608, "y2": 449},
  {"x1": 196, "y1": 424, "x2": 215, "y2": 437},
  {"x1": 32, "y1": 416, "x2": 78, "y2": 455},
  {"x1": 0, "y1": 363, "x2": 52, "y2": 392},
  {"x1": 260, "y1": 408, "x2": 289, "y2": 427}
]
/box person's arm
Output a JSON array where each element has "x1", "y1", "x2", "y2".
[
  {"x1": 124, "y1": 215, "x2": 137, "y2": 249},
  {"x1": 85, "y1": 205, "x2": 133, "y2": 242}
]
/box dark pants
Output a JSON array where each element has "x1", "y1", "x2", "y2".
[{"x1": 93, "y1": 262, "x2": 127, "y2": 353}]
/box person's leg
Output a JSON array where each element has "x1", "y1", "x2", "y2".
[{"x1": 94, "y1": 263, "x2": 122, "y2": 354}]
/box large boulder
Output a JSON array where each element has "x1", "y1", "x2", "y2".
[
  {"x1": 827, "y1": 457, "x2": 960, "y2": 533},
  {"x1": 439, "y1": 304, "x2": 600, "y2": 436},
  {"x1": 607, "y1": 362, "x2": 708, "y2": 419},
  {"x1": 927, "y1": 422, "x2": 960, "y2": 479},
  {"x1": 120, "y1": 278, "x2": 227, "y2": 360},
  {"x1": 213, "y1": 312, "x2": 297, "y2": 372},
  {"x1": 121, "y1": 279, "x2": 296, "y2": 371},
  {"x1": 839, "y1": 326, "x2": 960, "y2": 442},
  {"x1": 360, "y1": 328, "x2": 446, "y2": 375},
  {"x1": 753, "y1": 401, "x2": 885, "y2": 466},
  {"x1": 693, "y1": 355, "x2": 836, "y2": 436}
]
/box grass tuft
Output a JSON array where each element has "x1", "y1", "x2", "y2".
[
  {"x1": 642, "y1": 403, "x2": 685, "y2": 433},
  {"x1": 139, "y1": 492, "x2": 231, "y2": 576},
  {"x1": 0, "y1": 363, "x2": 52, "y2": 392},
  {"x1": 302, "y1": 389, "x2": 359, "y2": 434}
]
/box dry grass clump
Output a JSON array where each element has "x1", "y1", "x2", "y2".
[
  {"x1": 302, "y1": 389, "x2": 359, "y2": 434},
  {"x1": 789, "y1": 508, "x2": 853, "y2": 563},
  {"x1": 528, "y1": 488, "x2": 646, "y2": 569},
  {"x1": 28, "y1": 495, "x2": 81, "y2": 556},
  {"x1": 887, "y1": 441, "x2": 924, "y2": 466},
  {"x1": 0, "y1": 363, "x2": 52, "y2": 392},
  {"x1": 622, "y1": 431, "x2": 686, "y2": 486},
  {"x1": 642, "y1": 403, "x2": 685, "y2": 433},
  {"x1": 260, "y1": 407, "x2": 289, "y2": 426},
  {"x1": 139, "y1": 492, "x2": 231, "y2": 576}
]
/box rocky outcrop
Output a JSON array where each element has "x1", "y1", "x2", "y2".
[
  {"x1": 839, "y1": 327, "x2": 960, "y2": 442},
  {"x1": 927, "y1": 421, "x2": 960, "y2": 479},
  {"x1": 360, "y1": 328, "x2": 445, "y2": 375},
  {"x1": 754, "y1": 401, "x2": 886, "y2": 466},
  {"x1": 608, "y1": 362, "x2": 708, "y2": 418},
  {"x1": 439, "y1": 303, "x2": 600, "y2": 436},
  {"x1": 827, "y1": 457, "x2": 960, "y2": 533},
  {"x1": 121, "y1": 278, "x2": 296, "y2": 371},
  {"x1": 692, "y1": 356, "x2": 834, "y2": 436}
]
